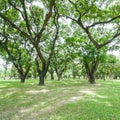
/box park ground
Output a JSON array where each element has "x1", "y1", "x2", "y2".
[{"x1": 0, "y1": 79, "x2": 120, "y2": 120}]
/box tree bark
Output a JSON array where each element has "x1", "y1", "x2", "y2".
[
  {"x1": 48, "y1": 69, "x2": 54, "y2": 80},
  {"x1": 87, "y1": 72, "x2": 95, "y2": 84},
  {"x1": 84, "y1": 60, "x2": 99, "y2": 84},
  {"x1": 57, "y1": 73, "x2": 62, "y2": 81},
  {"x1": 20, "y1": 75, "x2": 26, "y2": 83},
  {"x1": 50, "y1": 72, "x2": 54, "y2": 80},
  {"x1": 35, "y1": 57, "x2": 48, "y2": 85}
]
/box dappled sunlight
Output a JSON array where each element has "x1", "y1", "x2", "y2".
[
  {"x1": 5, "y1": 91, "x2": 16, "y2": 96},
  {"x1": 0, "y1": 89, "x2": 3, "y2": 92},
  {"x1": 33, "y1": 105, "x2": 39, "y2": 108},
  {"x1": 8, "y1": 88, "x2": 18, "y2": 91},
  {"x1": 33, "y1": 102, "x2": 46, "y2": 108},
  {"x1": 0, "y1": 95, "x2": 5, "y2": 99},
  {"x1": 0, "y1": 80, "x2": 119, "y2": 119},
  {"x1": 50, "y1": 115, "x2": 62, "y2": 120},
  {"x1": 26, "y1": 90, "x2": 40, "y2": 94},
  {"x1": 4, "y1": 83, "x2": 11, "y2": 85},
  {"x1": 0, "y1": 85, "x2": 7, "y2": 88},
  {"x1": 96, "y1": 95, "x2": 107, "y2": 98},
  {"x1": 80, "y1": 90, "x2": 95, "y2": 95},
  {"x1": 40, "y1": 102, "x2": 46, "y2": 106},
  {"x1": 26, "y1": 89, "x2": 49, "y2": 94},
  {"x1": 19, "y1": 108, "x2": 33, "y2": 113},
  {"x1": 94, "y1": 83, "x2": 101, "y2": 86},
  {"x1": 115, "y1": 80, "x2": 120, "y2": 82},
  {"x1": 69, "y1": 96, "x2": 83, "y2": 102},
  {"x1": 88, "y1": 98, "x2": 112, "y2": 107},
  {"x1": 30, "y1": 83, "x2": 35, "y2": 85},
  {"x1": 0, "y1": 91, "x2": 16, "y2": 99},
  {"x1": 103, "y1": 101, "x2": 112, "y2": 106},
  {"x1": 39, "y1": 89, "x2": 49, "y2": 93}
]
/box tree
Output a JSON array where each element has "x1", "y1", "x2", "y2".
[
  {"x1": 0, "y1": 34, "x2": 32, "y2": 83},
  {"x1": 0, "y1": 0, "x2": 59, "y2": 85},
  {"x1": 57, "y1": 0, "x2": 120, "y2": 83},
  {"x1": 57, "y1": 0, "x2": 120, "y2": 57},
  {"x1": 66, "y1": 35, "x2": 107, "y2": 83},
  {"x1": 51, "y1": 44, "x2": 71, "y2": 81},
  {"x1": 96, "y1": 54, "x2": 120, "y2": 80}
]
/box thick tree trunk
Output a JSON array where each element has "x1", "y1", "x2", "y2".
[
  {"x1": 35, "y1": 57, "x2": 47, "y2": 86},
  {"x1": 20, "y1": 75, "x2": 26, "y2": 83},
  {"x1": 88, "y1": 72, "x2": 95, "y2": 84},
  {"x1": 39, "y1": 74, "x2": 44, "y2": 85},
  {"x1": 84, "y1": 60, "x2": 99, "y2": 84},
  {"x1": 57, "y1": 73, "x2": 62, "y2": 81},
  {"x1": 38, "y1": 70, "x2": 47, "y2": 85}
]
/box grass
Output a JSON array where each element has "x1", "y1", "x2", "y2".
[{"x1": 0, "y1": 79, "x2": 120, "y2": 120}]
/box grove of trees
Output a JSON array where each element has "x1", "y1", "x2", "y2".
[{"x1": 0, "y1": 0, "x2": 120, "y2": 85}]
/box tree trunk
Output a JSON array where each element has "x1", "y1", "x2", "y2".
[
  {"x1": 49, "y1": 70, "x2": 54, "y2": 80},
  {"x1": 38, "y1": 71, "x2": 47, "y2": 85},
  {"x1": 50, "y1": 72, "x2": 54, "y2": 80},
  {"x1": 84, "y1": 60, "x2": 99, "y2": 84},
  {"x1": 19, "y1": 65, "x2": 31, "y2": 83},
  {"x1": 20, "y1": 75, "x2": 26, "y2": 83},
  {"x1": 3, "y1": 64, "x2": 8, "y2": 80},
  {"x1": 73, "y1": 74, "x2": 76, "y2": 79},
  {"x1": 88, "y1": 72, "x2": 95, "y2": 84},
  {"x1": 57, "y1": 73, "x2": 62, "y2": 81},
  {"x1": 35, "y1": 57, "x2": 47, "y2": 86}
]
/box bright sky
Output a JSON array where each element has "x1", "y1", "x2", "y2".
[{"x1": 108, "y1": 51, "x2": 120, "y2": 57}]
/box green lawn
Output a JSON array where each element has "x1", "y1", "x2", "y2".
[{"x1": 0, "y1": 79, "x2": 120, "y2": 120}]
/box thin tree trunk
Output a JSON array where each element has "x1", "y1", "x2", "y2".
[
  {"x1": 49, "y1": 70, "x2": 54, "y2": 80},
  {"x1": 50, "y1": 72, "x2": 54, "y2": 80}
]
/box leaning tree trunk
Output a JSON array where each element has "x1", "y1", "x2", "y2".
[{"x1": 19, "y1": 65, "x2": 31, "y2": 83}]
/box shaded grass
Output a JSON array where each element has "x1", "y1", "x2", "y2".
[{"x1": 0, "y1": 79, "x2": 120, "y2": 120}]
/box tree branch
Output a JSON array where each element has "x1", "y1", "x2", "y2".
[
  {"x1": 81, "y1": 0, "x2": 96, "y2": 17},
  {"x1": 46, "y1": 5, "x2": 60, "y2": 69},
  {"x1": 98, "y1": 32, "x2": 120, "y2": 49},
  {"x1": 77, "y1": 19, "x2": 99, "y2": 48},
  {"x1": 0, "y1": 12, "x2": 30, "y2": 39},
  {"x1": 65, "y1": 15, "x2": 77, "y2": 22},
  {"x1": 87, "y1": 15, "x2": 120, "y2": 28},
  {"x1": 35, "y1": 0, "x2": 55, "y2": 43},
  {"x1": 8, "y1": 0, "x2": 25, "y2": 19},
  {"x1": 20, "y1": 0, "x2": 32, "y2": 36},
  {"x1": 68, "y1": 0, "x2": 81, "y2": 15}
]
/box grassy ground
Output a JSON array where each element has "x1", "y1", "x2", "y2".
[{"x1": 0, "y1": 79, "x2": 120, "y2": 120}]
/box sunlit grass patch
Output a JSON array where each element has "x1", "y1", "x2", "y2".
[{"x1": 0, "y1": 79, "x2": 120, "y2": 120}]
